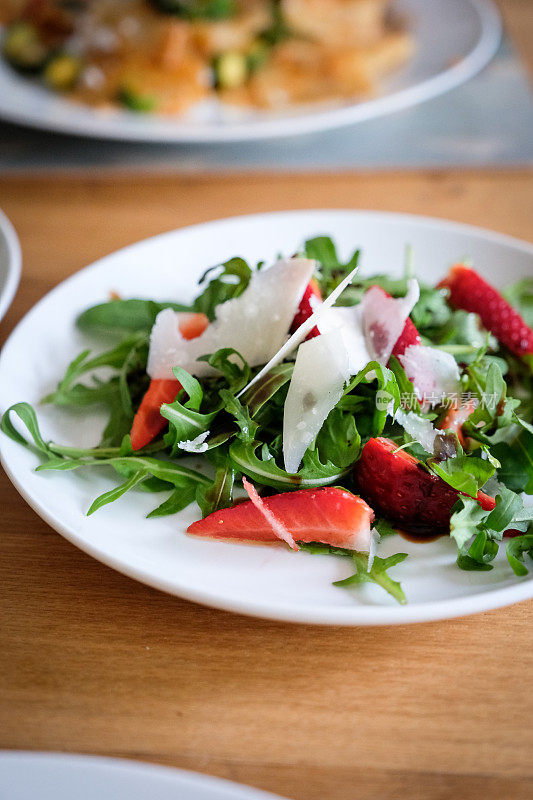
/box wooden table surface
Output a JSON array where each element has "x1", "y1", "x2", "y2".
[{"x1": 1, "y1": 3, "x2": 533, "y2": 799}]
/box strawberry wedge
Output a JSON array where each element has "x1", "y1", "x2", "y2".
[
  {"x1": 187, "y1": 486, "x2": 374, "y2": 551},
  {"x1": 438, "y1": 400, "x2": 477, "y2": 448},
  {"x1": 355, "y1": 437, "x2": 495, "y2": 535},
  {"x1": 392, "y1": 316, "x2": 421, "y2": 356},
  {"x1": 290, "y1": 278, "x2": 322, "y2": 340},
  {"x1": 438, "y1": 264, "x2": 533, "y2": 357},
  {"x1": 130, "y1": 312, "x2": 208, "y2": 450}
]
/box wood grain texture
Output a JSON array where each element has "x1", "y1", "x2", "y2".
[{"x1": 1, "y1": 2, "x2": 532, "y2": 798}]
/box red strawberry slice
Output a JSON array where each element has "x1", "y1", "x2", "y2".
[
  {"x1": 130, "y1": 379, "x2": 181, "y2": 451},
  {"x1": 392, "y1": 317, "x2": 422, "y2": 356},
  {"x1": 438, "y1": 399, "x2": 477, "y2": 448},
  {"x1": 438, "y1": 264, "x2": 533, "y2": 357},
  {"x1": 290, "y1": 278, "x2": 322, "y2": 340},
  {"x1": 130, "y1": 312, "x2": 208, "y2": 450},
  {"x1": 187, "y1": 486, "x2": 374, "y2": 551},
  {"x1": 355, "y1": 437, "x2": 495, "y2": 535},
  {"x1": 371, "y1": 286, "x2": 422, "y2": 356}
]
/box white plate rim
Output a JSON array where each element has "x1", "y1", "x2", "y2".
[
  {"x1": 1, "y1": 208, "x2": 532, "y2": 626},
  {"x1": 0, "y1": 208, "x2": 21, "y2": 322},
  {"x1": 0, "y1": 752, "x2": 288, "y2": 800},
  {"x1": 0, "y1": 0, "x2": 501, "y2": 142}
]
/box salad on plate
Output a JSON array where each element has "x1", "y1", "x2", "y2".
[{"x1": 2, "y1": 236, "x2": 533, "y2": 605}]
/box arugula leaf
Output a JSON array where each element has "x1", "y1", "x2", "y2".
[
  {"x1": 506, "y1": 534, "x2": 533, "y2": 576},
  {"x1": 485, "y1": 486, "x2": 523, "y2": 531},
  {"x1": 161, "y1": 367, "x2": 219, "y2": 455},
  {"x1": 196, "y1": 448, "x2": 235, "y2": 518},
  {"x1": 37, "y1": 454, "x2": 209, "y2": 516},
  {"x1": 42, "y1": 335, "x2": 148, "y2": 404},
  {"x1": 334, "y1": 552, "x2": 408, "y2": 605},
  {"x1": 192, "y1": 257, "x2": 251, "y2": 320},
  {"x1": 77, "y1": 299, "x2": 189, "y2": 335},
  {"x1": 148, "y1": 482, "x2": 199, "y2": 517},
  {"x1": 241, "y1": 363, "x2": 293, "y2": 416},
  {"x1": 450, "y1": 488, "x2": 533, "y2": 573},
  {"x1": 303, "y1": 235, "x2": 360, "y2": 290},
  {"x1": 457, "y1": 531, "x2": 498, "y2": 571},
  {"x1": 343, "y1": 361, "x2": 400, "y2": 435},
  {"x1": 462, "y1": 362, "x2": 521, "y2": 445},
  {"x1": 388, "y1": 355, "x2": 421, "y2": 413},
  {"x1": 513, "y1": 414, "x2": 533, "y2": 436},
  {"x1": 87, "y1": 469, "x2": 149, "y2": 515},
  {"x1": 229, "y1": 439, "x2": 349, "y2": 490},
  {"x1": 410, "y1": 284, "x2": 451, "y2": 332},
  {"x1": 1, "y1": 401, "x2": 51, "y2": 456},
  {"x1": 428, "y1": 454, "x2": 495, "y2": 498},
  {"x1": 373, "y1": 517, "x2": 399, "y2": 538},
  {"x1": 299, "y1": 543, "x2": 408, "y2": 604},
  {"x1": 492, "y1": 429, "x2": 533, "y2": 494},
  {"x1": 316, "y1": 407, "x2": 361, "y2": 469},
  {"x1": 199, "y1": 347, "x2": 250, "y2": 393},
  {"x1": 219, "y1": 389, "x2": 258, "y2": 444},
  {"x1": 42, "y1": 334, "x2": 149, "y2": 447},
  {"x1": 450, "y1": 497, "x2": 489, "y2": 550}
]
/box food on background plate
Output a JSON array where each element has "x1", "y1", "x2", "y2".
[
  {"x1": 2, "y1": 236, "x2": 533, "y2": 606},
  {"x1": 1, "y1": 0, "x2": 413, "y2": 114}
]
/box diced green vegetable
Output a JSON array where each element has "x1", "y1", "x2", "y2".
[
  {"x1": 44, "y1": 53, "x2": 82, "y2": 91},
  {"x1": 151, "y1": 0, "x2": 237, "y2": 19},
  {"x1": 213, "y1": 51, "x2": 249, "y2": 90},
  {"x1": 117, "y1": 86, "x2": 158, "y2": 113},
  {"x1": 2, "y1": 22, "x2": 49, "y2": 72},
  {"x1": 247, "y1": 40, "x2": 270, "y2": 73}
]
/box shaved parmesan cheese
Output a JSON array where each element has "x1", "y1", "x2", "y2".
[
  {"x1": 148, "y1": 258, "x2": 314, "y2": 380},
  {"x1": 361, "y1": 279, "x2": 420, "y2": 362},
  {"x1": 394, "y1": 408, "x2": 440, "y2": 453},
  {"x1": 281, "y1": 281, "x2": 423, "y2": 472},
  {"x1": 242, "y1": 477, "x2": 298, "y2": 550},
  {"x1": 367, "y1": 529, "x2": 380, "y2": 571},
  {"x1": 281, "y1": 281, "x2": 422, "y2": 473},
  {"x1": 399, "y1": 344, "x2": 460, "y2": 406},
  {"x1": 283, "y1": 330, "x2": 352, "y2": 474},
  {"x1": 316, "y1": 305, "x2": 372, "y2": 374},
  {"x1": 177, "y1": 431, "x2": 210, "y2": 453},
  {"x1": 238, "y1": 263, "x2": 360, "y2": 397}
]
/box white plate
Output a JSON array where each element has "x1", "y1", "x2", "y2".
[
  {"x1": 1, "y1": 210, "x2": 532, "y2": 625},
  {"x1": 0, "y1": 0, "x2": 501, "y2": 142},
  {"x1": 0, "y1": 208, "x2": 21, "y2": 322},
  {"x1": 0, "y1": 752, "x2": 287, "y2": 800}
]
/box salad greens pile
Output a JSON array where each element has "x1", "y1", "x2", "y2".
[{"x1": 2, "y1": 236, "x2": 532, "y2": 604}]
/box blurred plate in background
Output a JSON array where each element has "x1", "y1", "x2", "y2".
[
  {"x1": 0, "y1": 0, "x2": 501, "y2": 143},
  {"x1": 0, "y1": 209, "x2": 21, "y2": 322},
  {"x1": 0, "y1": 753, "x2": 288, "y2": 800}
]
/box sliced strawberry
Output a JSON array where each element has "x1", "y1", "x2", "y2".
[
  {"x1": 438, "y1": 264, "x2": 533, "y2": 357},
  {"x1": 438, "y1": 399, "x2": 477, "y2": 448},
  {"x1": 130, "y1": 379, "x2": 181, "y2": 450},
  {"x1": 290, "y1": 278, "x2": 322, "y2": 340},
  {"x1": 355, "y1": 437, "x2": 495, "y2": 534},
  {"x1": 393, "y1": 317, "x2": 422, "y2": 356},
  {"x1": 130, "y1": 311, "x2": 208, "y2": 450},
  {"x1": 187, "y1": 486, "x2": 374, "y2": 551}
]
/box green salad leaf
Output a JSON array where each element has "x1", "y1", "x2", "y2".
[
  {"x1": 300, "y1": 543, "x2": 408, "y2": 604},
  {"x1": 77, "y1": 299, "x2": 190, "y2": 335}
]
